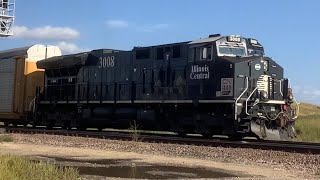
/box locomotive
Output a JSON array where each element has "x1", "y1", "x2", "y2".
[{"x1": 1, "y1": 34, "x2": 298, "y2": 140}]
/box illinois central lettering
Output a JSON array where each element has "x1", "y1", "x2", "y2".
[{"x1": 190, "y1": 65, "x2": 210, "y2": 80}]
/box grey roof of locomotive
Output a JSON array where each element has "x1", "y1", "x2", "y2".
[{"x1": 188, "y1": 36, "x2": 222, "y2": 45}]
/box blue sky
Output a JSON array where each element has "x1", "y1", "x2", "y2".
[{"x1": 1, "y1": 0, "x2": 320, "y2": 104}]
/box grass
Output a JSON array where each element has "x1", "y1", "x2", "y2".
[
  {"x1": 129, "y1": 120, "x2": 141, "y2": 142},
  {"x1": 0, "y1": 155, "x2": 79, "y2": 180},
  {"x1": 0, "y1": 134, "x2": 14, "y2": 142},
  {"x1": 295, "y1": 103, "x2": 320, "y2": 116},
  {"x1": 294, "y1": 103, "x2": 320, "y2": 143}
]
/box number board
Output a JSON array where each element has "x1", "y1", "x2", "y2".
[
  {"x1": 98, "y1": 56, "x2": 115, "y2": 68},
  {"x1": 221, "y1": 78, "x2": 234, "y2": 96},
  {"x1": 227, "y1": 36, "x2": 241, "y2": 43}
]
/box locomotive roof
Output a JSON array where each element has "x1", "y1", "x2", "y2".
[
  {"x1": 37, "y1": 52, "x2": 89, "y2": 69},
  {"x1": 133, "y1": 41, "x2": 190, "y2": 50},
  {"x1": 188, "y1": 36, "x2": 222, "y2": 45},
  {"x1": 37, "y1": 49, "x2": 123, "y2": 69}
]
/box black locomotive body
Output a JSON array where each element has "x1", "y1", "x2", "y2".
[{"x1": 34, "y1": 35, "x2": 297, "y2": 140}]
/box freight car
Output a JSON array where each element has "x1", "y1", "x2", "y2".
[
  {"x1": 2, "y1": 35, "x2": 298, "y2": 140},
  {"x1": 0, "y1": 45, "x2": 61, "y2": 126}
]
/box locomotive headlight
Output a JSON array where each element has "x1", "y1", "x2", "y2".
[{"x1": 260, "y1": 90, "x2": 269, "y2": 100}]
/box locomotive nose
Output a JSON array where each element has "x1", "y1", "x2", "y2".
[{"x1": 243, "y1": 57, "x2": 299, "y2": 140}]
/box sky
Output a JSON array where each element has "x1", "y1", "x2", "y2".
[{"x1": 1, "y1": 0, "x2": 320, "y2": 104}]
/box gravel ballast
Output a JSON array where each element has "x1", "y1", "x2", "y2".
[{"x1": 10, "y1": 133, "x2": 320, "y2": 176}]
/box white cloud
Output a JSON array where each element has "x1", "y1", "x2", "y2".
[
  {"x1": 293, "y1": 86, "x2": 320, "y2": 104},
  {"x1": 12, "y1": 26, "x2": 80, "y2": 40},
  {"x1": 105, "y1": 19, "x2": 169, "y2": 32},
  {"x1": 302, "y1": 89, "x2": 320, "y2": 98},
  {"x1": 56, "y1": 41, "x2": 89, "y2": 55},
  {"x1": 106, "y1": 20, "x2": 129, "y2": 28}
]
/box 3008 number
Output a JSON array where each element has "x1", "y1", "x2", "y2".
[
  {"x1": 99, "y1": 56, "x2": 115, "y2": 68},
  {"x1": 228, "y1": 36, "x2": 240, "y2": 42}
]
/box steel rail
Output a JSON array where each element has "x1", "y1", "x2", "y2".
[{"x1": 3, "y1": 126, "x2": 320, "y2": 154}]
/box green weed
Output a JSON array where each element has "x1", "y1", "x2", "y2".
[
  {"x1": 0, "y1": 155, "x2": 79, "y2": 180},
  {"x1": 0, "y1": 134, "x2": 13, "y2": 142},
  {"x1": 129, "y1": 120, "x2": 141, "y2": 142},
  {"x1": 294, "y1": 103, "x2": 320, "y2": 143}
]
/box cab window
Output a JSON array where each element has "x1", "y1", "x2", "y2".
[{"x1": 200, "y1": 46, "x2": 212, "y2": 60}]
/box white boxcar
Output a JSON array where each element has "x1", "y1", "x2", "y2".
[{"x1": 0, "y1": 45, "x2": 61, "y2": 123}]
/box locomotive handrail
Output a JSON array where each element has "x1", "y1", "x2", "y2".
[
  {"x1": 245, "y1": 86, "x2": 259, "y2": 116},
  {"x1": 28, "y1": 97, "x2": 36, "y2": 113},
  {"x1": 279, "y1": 79, "x2": 284, "y2": 97},
  {"x1": 288, "y1": 79, "x2": 300, "y2": 119},
  {"x1": 234, "y1": 76, "x2": 249, "y2": 120},
  {"x1": 292, "y1": 97, "x2": 300, "y2": 119}
]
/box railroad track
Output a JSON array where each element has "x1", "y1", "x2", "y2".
[{"x1": 3, "y1": 126, "x2": 320, "y2": 154}]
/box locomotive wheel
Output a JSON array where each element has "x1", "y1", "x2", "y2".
[
  {"x1": 46, "y1": 121, "x2": 54, "y2": 130},
  {"x1": 176, "y1": 132, "x2": 186, "y2": 137},
  {"x1": 201, "y1": 133, "x2": 213, "y2": 138},
  {"x1": 62, "y1": 122, "x2": 71, "y2": 130},
  {"x1": 227, "y1": 134, "x2": 244, "y2": 141},
  {"x1": 78, "y1": 126, "x2": 86, "y2": 131},
  {"x1": 12, "y1": 122, "x2": 18, "y2": 127}
]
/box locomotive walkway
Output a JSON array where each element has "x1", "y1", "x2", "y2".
[{"x1": 3, "y1": 126, "x2": 320, "y2": 154}]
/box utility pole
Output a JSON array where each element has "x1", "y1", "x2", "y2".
[{"x1": 0, "y1": 0, "x2": 15, "y2": 37}]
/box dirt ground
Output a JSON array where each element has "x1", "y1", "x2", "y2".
[{"x1": 0, "y1": 142, "x2": 315, "y2": 180}]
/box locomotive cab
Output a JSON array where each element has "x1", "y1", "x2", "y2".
[{"x1": 188, "y1": 35, "x2": 248, "y2": 61}]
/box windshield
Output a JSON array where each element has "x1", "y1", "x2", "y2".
[
  {"x1": 218, "y1": 46, "x2": 246, "y2": 57},
  {"x1": 248, "y1": 48, "x2": 264, "y2": 57}
]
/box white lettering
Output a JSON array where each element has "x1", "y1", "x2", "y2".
[
  {"x1": 228, "y1": 36, "x2": 241, "y2": 42},
  {"x1": 221, "y1": 78, "x2": 234, "y2": 96},
  {"x1": 99, "y1": 56, "x2": 115, "y2": 68},
  {"x1": 189, "y1": 65, "x2": 210, "y2": 80}
]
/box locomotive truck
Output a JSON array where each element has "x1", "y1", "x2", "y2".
[{"x1": 0, "y1": 34, "x2": 298, "y2": 140}]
